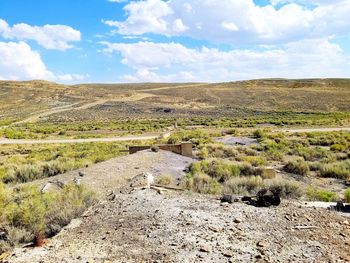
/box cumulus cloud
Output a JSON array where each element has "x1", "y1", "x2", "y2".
[
  {"x1": 108, "y1": 0, "x2": 128, "y2": 2},
  {"x1": 0, "y1": 19, "x2": 81, "y2": 50},
  {"x1": 0, "y1": 41, "x2": 87, "y2": 82},
  {"x1": 104, "y1": 0, "x2": 350, "y2": 45},
  {"x1": 56, "y1": 74, "x2": 90, "y2": 82},
  {"x1": 0, "y1": 41, "x2": 54, "y2": 80},
  {"x1": 100, "y1": 39, "x2": 350, "y2": 82}
]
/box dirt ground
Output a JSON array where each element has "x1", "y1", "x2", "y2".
[
  {"x1": 4, "y1": 150, "x2": 350, "y2": 263},
  {"x1": 6, "y1": 189, "x2": 350, "y2": 263},
  {"x1": 26, "y1": 150, "x2": 194, "y2": 196}
]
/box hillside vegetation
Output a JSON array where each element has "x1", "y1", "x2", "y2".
[{"x1": 1, "y1": 79, "x2": 349, "y2": 122}]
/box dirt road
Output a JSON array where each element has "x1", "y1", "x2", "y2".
[
  {"x1": 138, "y1": 83, "x2": 209, "y2": 92},
  {"x1": 14, "y1": 93, "x2": 156, "y2": 124},
  {"x1": 0, "y1": 134, "x2": 159, "y2": 145},
  {"x1": 11, "y1": 83, "x2": 205, "y2": 125},
  {"x1": 280, "y1": 127, "x2": 350, "y2": 133}
]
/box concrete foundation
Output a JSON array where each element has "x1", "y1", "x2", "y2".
[{"x1": 129, "y1": 142, "x2": 193, "y2": 157}]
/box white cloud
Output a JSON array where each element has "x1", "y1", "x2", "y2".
[
  {"x1": 100, "y1": 39, "x2": 350, "y2": 82},
  {"x1": 105, "y1": 0, "x2": 350, "y2": 45},
  {"x1": 0, "y1": 19, "x2": 81, "y2": 51},
  {"x1": 103, "y1": 0, "x2": 173, "y2": 35},
  {"x1": 57, "y1": 74, "x2": 90, "y2": 82},
  {"x1": 108, "y1": 0, "x2": 128, "y2": 2},
  {"x1": 0, "y1": 41, "x2": 87, "y2": 82},
  {"x1": 0, "y1": 41, "x2": 54, "y2": 80}
]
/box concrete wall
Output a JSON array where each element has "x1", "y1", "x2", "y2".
[{"x1": 129, "y1": 142, "x2": 193, "y2": 157}]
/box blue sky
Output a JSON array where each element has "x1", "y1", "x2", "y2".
[{"x1": 0, "y1": 0, "x2": 349, "y2": 83}]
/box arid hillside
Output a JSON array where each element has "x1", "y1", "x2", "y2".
[{"x1": 1, "y1": 79, "x2": 349, "y2": 122}]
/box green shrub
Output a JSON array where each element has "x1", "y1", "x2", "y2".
[
  {"x1": 1, "y1": 142, "x2": 127, "y2": 184},
  {"x1": 189, "y1": 159, "x2": 240, "y2": 182},
  {"x1": 319, "y1": 161, "x2": 350, "y2": 180},
  {"x1": 261, "y1": 169, "x2": 276, "y2": 179},
  {"x1": 267, "y1": 179, "x2": 303, "y2": 199},
  {"x1": 167, "y1": 130, "x2": 211, "y2": 146},
  {"x1": 239, "y1": 162, "x2": 263, "y2": 176},
  {"x1": 241, "y1": 156, "x2": 267, "y2": 167},
  {"x1": 330, "y1": 144, "x2": 347, "y2": 152},
  {"x1": 199, "y1": 144, "x2": 238, "y2": 159},
  {"x1": 291, "y1": 146, "x2": 328, "y2": 161},
  {"x1": 223, "y1": 176, "x2": 264, "y2": 195},
  {"x1": 307, "y1": 187, "x2": 338, "y2": 202},
  {"x1": 225, "y1": 129, "x2": 238, "y2": 135},
  {"x1": 155, "y1": 174, "x2": 174, "y2": 186},
  {"x1": 181, "y1": 174, "x2": 221, "y2": 194},
  {"x1": 253, "y1": 129, "x2": 265, "y2": 139},
  {"x1": 283, "y1": 158, "x2": 309, "y2": 176},
  {"x1": 0, "y1": 182, "x2": 95, "y2": 252},
  {"x1": 260, "y1": 139, "x2": 288, "y2": 161},
  {"x1": 345, "y1": 189, "x2": 350, "y2": 203}
]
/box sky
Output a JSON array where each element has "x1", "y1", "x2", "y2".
[{"x1": 0, "y1": 0, "x2": 350, "y2": 83}]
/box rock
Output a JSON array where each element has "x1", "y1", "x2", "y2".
[
  {"x1": 257, "y1": 241, "x2": 267, "y2": 248},
  {"x1": 208, "y1": 226, "x2": 222, "y2": 232},
  {"x1": 221, "y1": 194, "x2": 234, "y2": 203},
  {"x1": 199, "y1": 243, "x2": 211, "y2": 253},
  {"x1": 343, "y1": 220, "x2": 349, "y2": 226},
  {"x1": 234, "y1": 218, "x2": 242, "y2": 224},
  {"x1": 222, "y1": 250, "x2": 233, "y2": 258}
]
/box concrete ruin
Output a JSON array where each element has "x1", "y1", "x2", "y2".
[{"x1": 129, "y1": 142, "x2": 193, "y2": 157}]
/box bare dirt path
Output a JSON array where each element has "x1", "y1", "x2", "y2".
[
  {"x1": 0, "y1": 134, "x2": 160, "y2": 145},
  {"x1": 9, "y1": 83, "x2": 206, "y2": 125},
  {"x1": 138, "y1": 83, "x2": 210, "y2": 92},
  {"x1": 24, "y1": 149, "x2": 194, "y2": 196},
  {"x1": 13, "y1": 93, "x2": 156, "y2": 124},
  {"x1": 280, "y1": 127, "x2": 350, "y2": 133}
]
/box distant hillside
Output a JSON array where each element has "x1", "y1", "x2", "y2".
[{"x1": 0, "y1": 79, "x2": 349, "y2": 122}]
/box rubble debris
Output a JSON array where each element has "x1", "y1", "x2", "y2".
[
  {"x1": 242, "y1": 189, "x2": 281, "y2": 207},
  {"x1": 106, "y1": 191, "x2": 116, "y2": 201},
  {"x1": 294, "y1": 226, "x2": 319, "y2": 230},
  {"x1": 329, "y1": 201, "x2": 350, "y2": 213},
  {"x1": 41, "y1": 180, "x2": 65, "y2": 193},
  {"x1": 221, "y1": 194, "x2": 234, "y2": 204},
  {"x1": 73, "y1": 177, "x2": 81, "y2": 186},
  {"x1": 256, "y1": 189, "x2": 281, "y2": 207},
  {"x1": 143, "y1": 172, "x2": 154, "y2": 189}
]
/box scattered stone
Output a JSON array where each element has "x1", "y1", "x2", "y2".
[
  {"x1": 199, "y1": 243, "x2": 211, "y2": 253},
  {"x1": 222, "y1": 250, "x2": 233, "y2": 258},
  {"x1": 257, "y1": 241, "x2": 267, "y2": 248},
  {"x1": 234, "y1": 218, "x2": 242, "y2": 224},
  {"x1": 208, "y1": 225, "x2": 222, "y2": 232},
  {"x1": 221, "y1": 194, "x2": 234, "y2": 204}
]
